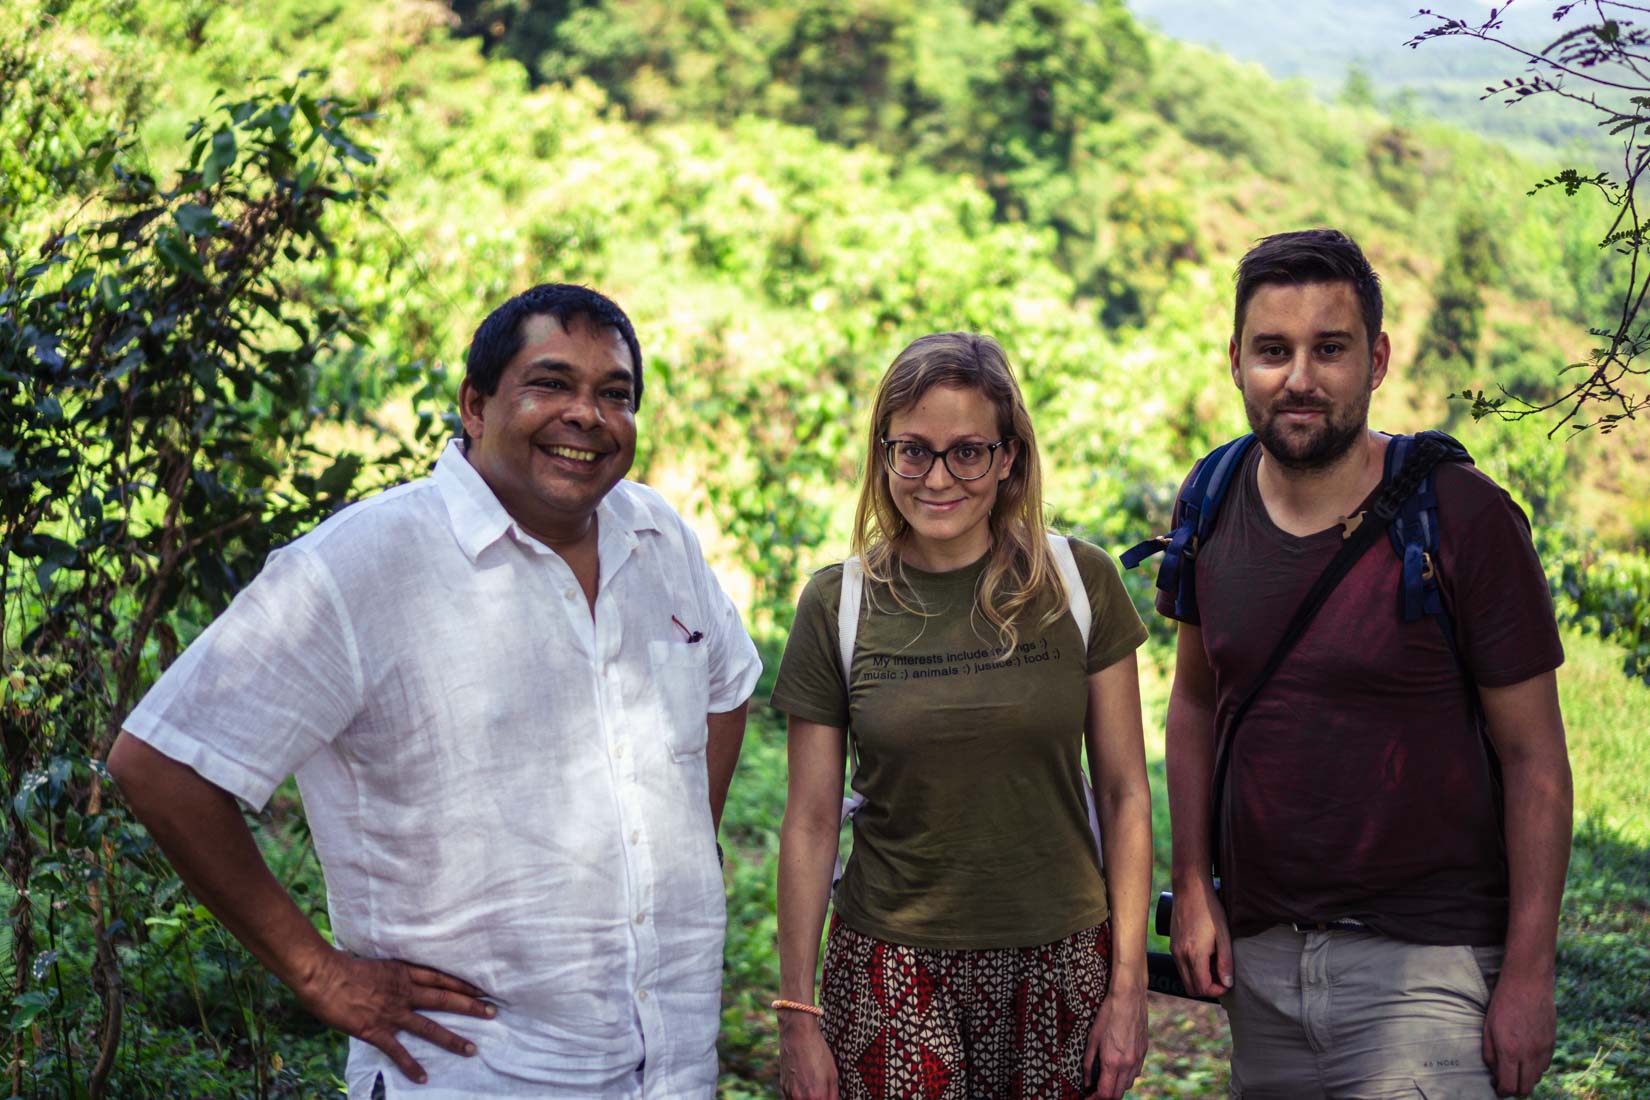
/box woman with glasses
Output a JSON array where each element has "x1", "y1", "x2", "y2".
[{"x1": 769, "y1": 332, "x2": 1153, "y2": 1100}]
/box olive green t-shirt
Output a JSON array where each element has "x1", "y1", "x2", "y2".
[{"x1": 770, "y1": 537, "x2": 1148, "y2": 949}]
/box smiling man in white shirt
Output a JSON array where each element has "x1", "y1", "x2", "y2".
[{"x1": 108, "y1": 284, "x2": 762, "y2": 1100}]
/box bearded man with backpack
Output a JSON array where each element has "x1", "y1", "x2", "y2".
[{"x1": 1132, "y1": 229, "x2": 1572, "y2": 1099}]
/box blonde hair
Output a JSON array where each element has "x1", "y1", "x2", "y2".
[{"x1": 850, "y1": 332, "x2": 1066, "y2": 652}]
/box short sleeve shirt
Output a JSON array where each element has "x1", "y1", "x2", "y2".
[
  {"x1": 124, "y1": 440, "x2": 763, "y2": 1099},
  {"x1": 1158, "y1": 442, "x2": 1564, "y2": 945},
  {"x1": 771, "y1": 538, "x2": 1148, "y2": 949}
]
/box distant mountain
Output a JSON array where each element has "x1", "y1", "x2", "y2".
[{"x1": 1127, "y1": 0, "x2": 1616, "y2": 167}]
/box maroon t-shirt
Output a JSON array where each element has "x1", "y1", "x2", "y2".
[{"x1": 1158, "y1": 441, "x2": 1564, "y2": 945}]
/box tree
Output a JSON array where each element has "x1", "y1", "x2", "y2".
[
  {"x1": 1411, "y1": 1, "x2": 1650, "y2": 436},
  {"x1": 1416, "y1": 212, "x2": 1495, "y2": 386},
  {"x1": 453, "y1": 0, "x2": 1147, "y2": 222},
  {"x1": 1, "y1": 67, "x2": 444, "y2": 1097},
  {"x1": 1340, "y1": 63, "x2": 1377, "y2": 108}
]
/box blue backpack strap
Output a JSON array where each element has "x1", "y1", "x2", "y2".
[
  {"x1": 1383, "y1": 430, "x2": 1473, "y2": 627},
  {"x1": 1381, "y1": 430, "x2": 1494, "y2": 799},
  {"x1": 1121, "y1": 434, "x2": 1257, "y2": 621}
]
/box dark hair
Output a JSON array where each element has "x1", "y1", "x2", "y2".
[
  {"x1": 464, "y1": 283, "x2": 644, "y2": 407},
  {"x1": 1233, "y1": 229, "x2": 1383, "y2": 351}
]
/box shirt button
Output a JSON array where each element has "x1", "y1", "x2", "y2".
[
  {"x1": 629, "y1": 830, "x2": 640, "y2": 845},
  {"x1": 634, "y1": 912, "x2": 646, "y2": 925},
  {"x1": 613, "y1": 743, "x2": 625, "y2": 759},
  {"x1": 564, "y1": 587, "x2": 578, "y2": 600},
  {"x1": 637, "y1": 990, "x2": 649, "y2": 1002}
]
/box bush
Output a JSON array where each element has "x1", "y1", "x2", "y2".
[
  {"x1": 1555, "y1": 549, "x2": 1650, "y2": 687},
  {"x1": 0, "y1": 67, "x2": 439, "y2": 1098}
]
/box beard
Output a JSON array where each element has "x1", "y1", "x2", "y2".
[{"x1": 1244, "y1": 386, "x2": 1371, "y2": 471}]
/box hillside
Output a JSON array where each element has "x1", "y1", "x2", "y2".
[{"x1": 1127, "y1": 0, "x2": 1618, "y2": 166}]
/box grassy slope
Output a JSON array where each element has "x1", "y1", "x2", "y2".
[{"x1": 720, "y1": 626, "x2": 1650, "y2": 1097}]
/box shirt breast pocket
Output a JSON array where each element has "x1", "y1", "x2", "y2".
[{"x1": 647, "y1": 639, "x2": 711, "y2": 760}]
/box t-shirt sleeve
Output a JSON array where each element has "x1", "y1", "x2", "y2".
[
  {"x1": 1437, "y1": 465, "x2": 1565, "y2": 688},
  {"x1": 769, "y1": 565, "x2": 850, "y2": 728},
  {"x1": 1071, "y1": 538, "x2": 1151, "y2": 674},
  {"x1": 676, "y1": 513, "x2": 764, "y2": 713},
  {"x1": 1152, "y1": 464, "x2": 1201, "y2": 625},
  {"x1": 121, "y1": 545, "x2": 363, "y2": 810}
]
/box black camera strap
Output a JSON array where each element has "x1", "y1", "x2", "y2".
[{"x1": 1207, "y1": 434, "x2": 1460, "y2": 878}]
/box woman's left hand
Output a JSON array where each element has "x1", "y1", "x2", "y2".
[{"x1": 1081, "y1": 980, "x2": 1148, "y2": 1100}]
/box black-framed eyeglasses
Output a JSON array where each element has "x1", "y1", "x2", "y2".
[{"x1": 881, "y1": 437, "x2": 1011, "y2": 481}]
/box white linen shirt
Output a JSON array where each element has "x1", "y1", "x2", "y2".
[{"x1": 124, "y1": 440, "x2": 762, "y2": 1100}]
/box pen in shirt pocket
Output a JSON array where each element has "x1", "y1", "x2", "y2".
[{"x1": 671, "y1": 614, "x2": 704, "y2": 643}]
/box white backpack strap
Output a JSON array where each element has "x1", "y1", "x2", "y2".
[
  {"x1": 1047, "y1": 532, "x2": 1090, "y2": 649},
  {"x1": 833, "y1": 557, "x2": 866, "y2": 890},
  {"x1": 1048, "y1": 532, "x2": 1105, "y2": 867},
  {"x1": 837, "y1": 556, "x2": 863, "y2": 689}
]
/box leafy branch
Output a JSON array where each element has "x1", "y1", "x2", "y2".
[
  {"x1": 1411, "y1": 1, "x2": 1650, "y2": 435},
  {"x1": 1, "y1": 67, "x2": 442, "y2": 1098}
]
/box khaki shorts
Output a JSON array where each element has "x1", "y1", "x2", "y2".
[{"x1": 1225, "y1": 924, "x2": 1505, "y2": 1099}]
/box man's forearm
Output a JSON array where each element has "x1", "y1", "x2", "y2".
[
  {"x1": 1165, "y1": 689, "x2": 1217, "y2": 888},
  {"x1": 109, "y1": 733, "x2": 497, "y2": 1083},
  {"x1": 106, "y1": 733, "x2": 333, "y2": 994},
  {"x1": 1479, "y1": 672, "x2": 1573, "y2": 983},
  {"x1": 706, "y1": 701, "x2": 749, "y2": 832},
  {"x1": 1499, "y1": 751, "x2": 1572, "y2": 981}
]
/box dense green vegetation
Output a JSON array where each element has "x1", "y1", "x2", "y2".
[
  {"x1": 1128, "y1": 0, "x2": 1621, "y2": 168},
  {"x1": 4, "y1": 0, "x2": 1648, "y2": 1095}
]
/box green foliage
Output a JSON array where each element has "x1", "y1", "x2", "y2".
[
  {"x1": 715, "y1": 708, "x2": 786, "y2": 1090},
  {"x1": 1549, "y1": 819, "x2": 1650, "y2": 1095},
  {"x1": 1542, "y1": 647, "x2": 1645, "y2": 1100},
  {"x1": 0, "y1": 3, "x2": 128, "y2": 251},
  {"x1": 1554, "y1": 549, "x2": 1650, "y2": 687},
  {"x1": 0, "y1": 62, "x2": 440, "y2": 1096},
  {"x1": 1410, "y1": 3, "x2": 1650, "y2": 434},
  {"x1": 1482, "y1": 321, "x2": 1570, "y2": 413},
  {"x1": 459, "y1": 0, "x2": 1148, "y2": 222},
  {"x1": 1076, "y1": 179, "x2": 1203, "y2": 329},
  {"x1": 1418, "y1": 213, "x2": 1494, "y2": 387},
  {"x1": 1339, "y1": 65, "x2": 1376, "y2": 110}
]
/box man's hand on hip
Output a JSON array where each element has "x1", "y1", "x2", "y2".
[
  {"x1": 297, "y1": 948, "x2": 497, "y2": 1085},
  {"x1": 1482, "y1": 970, "x2": 1555, "y2": 1098},
  {"x1": 107, "y1": 737, "x2": 499, "y2": 1085}
]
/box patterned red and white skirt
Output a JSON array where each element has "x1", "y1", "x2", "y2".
[{"x1": 820, "y1": 917, "x2": 1113, "y2": 1100}]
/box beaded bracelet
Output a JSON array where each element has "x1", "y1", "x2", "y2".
[{"x1": 771, "y1": 998, "x2": 824, "y2": 1018}]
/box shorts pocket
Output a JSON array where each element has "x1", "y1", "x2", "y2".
[
  {"x1": 1413, "y1": 1073, "x2": 1497, "y2": 1099},
  {"x1": 1454, "y1": 944, "x2": 1492, "y2": 1008},
  {"x1": 1470, "y1": 943, "x2": 1504, "y2": 999},
  {"x1": 648, "y1": 639, "x2": 710, "y2": 759}
]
